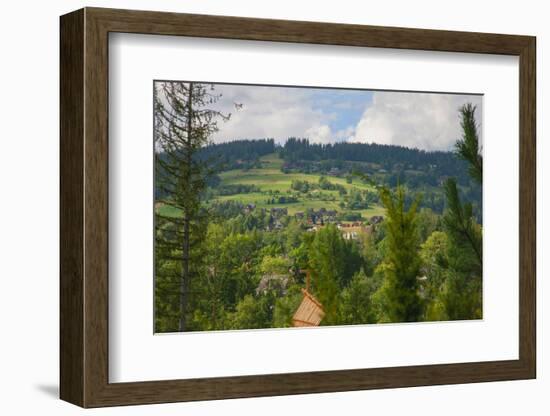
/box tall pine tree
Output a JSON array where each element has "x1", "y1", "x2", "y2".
[
  {"x1": 308, "y1": 225, "x2": 346, "y2": 325},
  {"x1": 154, "y1": 81, "x2": 229, "y2": 332},
  {"x1": 438, "y1": 103, "x2": 483, "y2": 320},
  {"x1": 375, "y1": 186, "x2": 424, "y2": 322}
]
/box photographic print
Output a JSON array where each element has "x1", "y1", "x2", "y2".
[{"x1": 154, "y1": 81, "x2": 483, "y2": 333}]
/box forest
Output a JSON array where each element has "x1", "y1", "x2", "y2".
[{"x1": 154, "y1": 81, "x2": 483, "y2": 333}]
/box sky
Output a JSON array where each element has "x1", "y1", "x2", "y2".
[{"x1": 204, "y1": 83, "x2": 483, "y2": 151}]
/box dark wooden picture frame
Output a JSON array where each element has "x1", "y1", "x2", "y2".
[{"x1": 60, "y1": 7, "x2": 536, "y2": 408}]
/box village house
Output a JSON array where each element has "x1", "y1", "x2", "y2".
[
  {"x1": 307, "y1": 224, "x2": 324, "y2": 233},
  {"x1": 307, "y1": 212, "x2": 321, "y2": 225},
  {"x1": 306, "y1": 207, "x2": 338, "y2": 225},
  {"x1": 256, "y1": 273, "x2": 290, "y2": 296},
  {"x1": 325, "y1": 210, "x2": 337, "y2": 222},
  {"x1": 338, "y1": 223, "x2": 374, "y2": 240},
  {"x1": 370, "y1": 215, "x2": 384, "y2": 225},
  {"x1": 243, "y1": 203, "x2": 256, "y2": 214},
  {"x1": 265, "y1": 214, "x2": 285, "y2": 231},
  {"x1": 270, "y1": 207, "x2": 288, "y2": 218},
  {"x1": 340, "y1": 225, "x2": 367, "y2": 240}
]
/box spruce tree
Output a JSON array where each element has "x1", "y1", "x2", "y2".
[
  {"x1": 308, "y1": 225, "x2": 346, "y2": 324},
  {"x1": 376, "y1": 186, "x2": 424, "y2": 322},
  {"x1": 154, "y1": 81, "x2": 229, "y2": 332},
  {"x1": 438, "y1": 103, "x2": 483, "y2": 320}
]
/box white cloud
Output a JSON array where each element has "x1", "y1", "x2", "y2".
[
  {"x1": 335, "y1": 125, "x2": 356, "y2": 141},
  {"x1": 305, "y1": 124, "x2": 332, "y2": 144},
  {"x1": 211, "y1": 85, "x2": 333, "y2": 144},
  {"x1": 349, "y1": 92, "x2": 482, "y2": 151}
]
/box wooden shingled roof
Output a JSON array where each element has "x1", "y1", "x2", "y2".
[{"x1": 292, "y1": 288, "x2": 325, "y2": 327}]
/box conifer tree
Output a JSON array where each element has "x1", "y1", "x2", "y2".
[
  {"x1": 308, "y1": 225, "x2": 346, "y2": 324},
  {"x1": 375, "y1": 186, "x2": 424, "y2": 322},
  {"x1": 437, "y1": 103, "x2": 483, "y2": 320},
  {"x1": 154, "y1": 81, "x2": 229, "y2": 332}
]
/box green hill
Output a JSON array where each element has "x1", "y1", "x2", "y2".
[{"x1": 212, "y1": 153, "x2": 385, "y2": 218}]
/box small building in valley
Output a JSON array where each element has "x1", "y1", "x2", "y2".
[
  {"x1": 243, "y1": 203, "x2": 256, "y2": 214},
  {"x1": 292, "y1": 270, "x2": 325, "y2": 327},
  {"x1": 339, "y1": 223, "x2": 373, "y2": 240},
  {"x1": 370, "y1": 215, "x2": 384, "y2": 225},
  {"x1": 292, "y1": 289, "x2": 325, "y2": 327},
  {"x1": 256, "y1": 274, "x2": 290, "y2": 296},
  {"x1": 270, "y1": 207, "x2": 288, "y2": 218}
]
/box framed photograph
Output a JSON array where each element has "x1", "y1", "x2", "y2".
[{"x1": 60, "y1": 7, "x2": 536, "y2": 408}]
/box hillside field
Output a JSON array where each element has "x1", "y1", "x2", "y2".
[{"x1": 158, "y1": 153, "x2": 386, "y2": 219}]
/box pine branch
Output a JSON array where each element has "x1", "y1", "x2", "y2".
[
  {"x1": 443, "y1": 178, "x2": 482, "y2": 268},
  {"x1": 455, "y1": 103, "x2": 482, "y2": 184}
]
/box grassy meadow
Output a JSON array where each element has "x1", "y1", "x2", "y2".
[{"x1": 158, "y1": 153, "x2": 386, "y2": 219}]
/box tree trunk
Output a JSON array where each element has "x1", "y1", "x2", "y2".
[
  {"x1": 178, "y1": 83, "x2": 194, "y2": 332},
  {"x1": 179, "y1": 216, "x2": 190, "y2": 331}
]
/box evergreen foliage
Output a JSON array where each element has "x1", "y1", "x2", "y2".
[
  {"x1": 455, "y1": 104, "x2": 483, "y2": 184},
  {"x1": 154, "y1": 81, "x2": 229, "y2": 331},
  {"x1": 374, "y1": 186, "x2": 424, "y2": 322}
]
